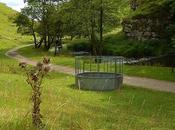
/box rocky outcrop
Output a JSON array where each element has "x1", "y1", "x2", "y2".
[
  {"x1": 122, "y1": 17, "x2": 172, "y2": 41},
  {"x1": 122, "y1": 0, "x2": 175, "y2": 41}
]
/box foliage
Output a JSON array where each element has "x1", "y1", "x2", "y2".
[
  {"x1": 14, "y1": 0, "x2": 65, "y2": 50},
  {"x1": 66, "y1": 32, "x2": 166, "y2": 58},
  {"x1": 14, "y1": 13, "x2": 33, "y2": 35},
  {"x1": 60, "y1": 0, "x2": 118, "y2": 55},
  {"x1": 124, "y1": 0, "x2": 175, "y2": 57},
  {"x1": 67, "y1": 39, "x2": 90, "y2": 52},
  {"x1": 165, "y1": 24, "x2": 175, "y2": 54},
  {"x1": 14, "y1": 0, "x2": 130, "y2": 55},
  {"x1": 130, "y1": 0, "x2": 175, "y2": 18},
  {"x1": 19, "y1": 57, "x2": 51, "y2": 129}
]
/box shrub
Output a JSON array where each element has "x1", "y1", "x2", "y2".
[
  {"x1": 67, "y1": 40, "x2": 90, "y2": 52},
  {"x1": 103, "y1": 35, "x2": 162, "y2": 58}
]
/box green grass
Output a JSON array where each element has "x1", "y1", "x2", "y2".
[
  {"x1": 1, "y1": 2, "x2": 175, "y2": 129},
  {"x1": 0, "y1": 3, "x2": 32, "y2": 74},
  {"x1": 1, "y1": 72, "x2": 175, "y2": 130},
  {"x1": 19, "y1": 45, "x2": 175, "y2": 82},
  {"x1": 124, "y1": 65, "x2": 175, "y2": 82}
]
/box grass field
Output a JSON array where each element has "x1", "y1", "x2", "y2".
[
  {"x1": 1, "y1": 72, "x2": 175, "y2": 130},
  {"x1": 19, "y1": 45, "x2": 175, "y2": 82},
  {"x1": 1, "y1": 2, "x2": 175, "y2": 130}
]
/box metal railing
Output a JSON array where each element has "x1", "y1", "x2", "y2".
[{"x1": 75, "y1": 56, "x2": 124, "y2": 75}]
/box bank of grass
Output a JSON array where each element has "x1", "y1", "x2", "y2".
[
  {"x1": 1, "y1": 72, "x2": 175, "y2": 130},
  {"x1": 0, "y1": 3, "x2": 32, "y2": 74},
  {"x1": 19, "y1": 45, "x2": 175, "y2": 82},
  {"x1": 124, "y1": 65, "x2": 175, "y2": 81}
]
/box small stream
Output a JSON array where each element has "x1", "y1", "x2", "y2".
[{"x1": 125, "y1": 54, "x2": 175, "y2": 68}]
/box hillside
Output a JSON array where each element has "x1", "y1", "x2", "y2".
[
  {"x1": 0, "y1": 3, "x2": 29, "y2": 49},
  {"x1": 0, "y1": 3, "x2": 31, "y2": 74},
  {"x1": 0, "y1": 3, "x2": 17, "y2": 43}
]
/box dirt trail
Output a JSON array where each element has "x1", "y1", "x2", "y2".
[{"x1": 6, "y1": 44, "x2": 175, "y2": 93}]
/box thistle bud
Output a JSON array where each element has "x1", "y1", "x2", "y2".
[
  {"x1": 43, "y1": 57, "x2": 50, "y2": 64},
  {"x1": 19, "y1": 62, "x2": 27, "y2": 68},
  {"x1": 31, "y1": 73, "x2": 38, "y2": 82}
]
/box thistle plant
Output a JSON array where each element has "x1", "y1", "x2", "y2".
[{"x1": 19, "y1": 57, "x2": 51, "y2": 129}]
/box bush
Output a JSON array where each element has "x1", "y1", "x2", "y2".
[
  {"x1": 103, "y1": 33, "x2": 166, "y2": 58},
  {"x1": 66, "y1": 32, "x2": 171, "y2": 58},
  {"x1": 67, "y1": 39, "x2": 90, "y2": 52}
]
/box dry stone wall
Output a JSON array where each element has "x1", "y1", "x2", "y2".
[{"x1": 122, "y1": 17, "x2": 172, "y2": 41}]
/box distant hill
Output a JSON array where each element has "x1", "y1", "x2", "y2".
[
  {"x1": 0, "y1": 3, "x2": 18, "y2": 44},
  {"x1": 0, "y1": 3, "x2": 17, "y2": 33},
  {"x1": 0, "y1": 3, "x2": 31, "y2": 50}
]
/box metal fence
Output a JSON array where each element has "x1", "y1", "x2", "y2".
[
  {"x1": 75, "y1": 56, "x2": 124, "y2": 75},
  {"x1": 75, "y1": 56, "x2": 124, "y2": 91}
]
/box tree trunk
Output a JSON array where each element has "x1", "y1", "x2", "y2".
[
  {"x1": 32, "y1": 33, "x2": 37, "y2": 48},
  {"x1": 90, "y1": 3, "x2": 97, "y2": 56},
  {"x1": 31, "y1": 21, "x2": 37, "y2": 48},
  {"x1": 37, "y1": 37, "x2": 44, "y2": 48},
  {"x1": 99, "y1": 0, "x2": 103, "y2": 56},
  {"x1": 54, "y1": 40, "x2": 58, "y2": 56},
  {"x1": 43, "y1": 35, "x2": 47, "y2": 49},
  {"x1": 70, "y1": 35, "x2": 74, "y2": 40}
]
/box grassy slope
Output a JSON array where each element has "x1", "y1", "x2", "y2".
[
  {"x1": 0, "y1": 3, "x2": 31, "y2": 74},
  {"x1": 1, "y1": 3, "x2": 175, "y2": 130}
]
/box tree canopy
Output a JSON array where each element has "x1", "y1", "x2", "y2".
[{"x1": 14, "y1": 0, "x2": 129, "y2": 55}]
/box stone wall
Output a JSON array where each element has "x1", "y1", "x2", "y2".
[{"x1": 122, "y1": 17, "x2": 171, "y2": 41}]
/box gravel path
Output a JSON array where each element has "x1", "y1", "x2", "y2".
[{"x1": 6, "y1": 44, "x2": 175, "y2": 93}]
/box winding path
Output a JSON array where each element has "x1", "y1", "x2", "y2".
[{"x1": 5, "y1": 44, "x2": 175, "y2": 93}]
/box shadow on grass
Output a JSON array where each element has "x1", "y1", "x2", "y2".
[
  {"x1": 68, "y1": 84, "x2": 120, "y2": 92},
  {"x1": 68, "y1": 84, "x2": 80, "y2": 90}
]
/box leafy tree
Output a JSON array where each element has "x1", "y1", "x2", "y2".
[
  {"x1": 14, "y1": 7, "x2": 38, "y2": 48},
  {"x1": 15, "y1": 0, "x2": 129, "y2": 55},
  {"x1": 62, "y1": 0, "x2": 120, "y2": 55},
  {"x1": 16, "y1": 0, "x2": 65, "y2": 50}
]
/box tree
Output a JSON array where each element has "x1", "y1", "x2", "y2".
[
  {"x1": 17, "y1": 0, "x2": 66, "y2": 50},
  {"x1": 15, "y1": 0, "x2": 122, "y2": 54},
  {"x1": 62, "y1": 0, "x2": 119, "y2": 55},
  {"x1": 14, "y1": 7, "x2": 38, "y2": 48}
]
